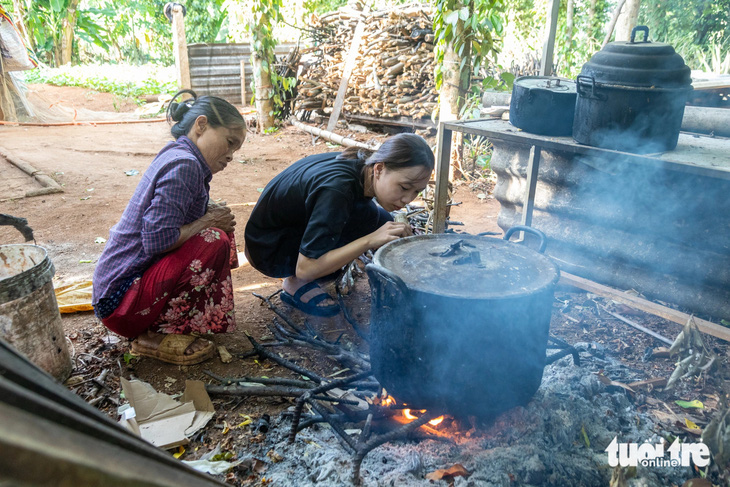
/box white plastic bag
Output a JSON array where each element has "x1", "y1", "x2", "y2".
[{"x1": 0, "y1": 7, "x2": 37, "y2": 72}]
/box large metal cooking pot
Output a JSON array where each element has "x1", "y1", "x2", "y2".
[
  {"x1": 573, "y1": 26, "x2": 692, "y2": 153},
  {"x1": 365, "y1": 226, "x2": 559, "y2": 419},
  {"x1": 510, "y1": 76, "x2": 577, "y2": 136}
]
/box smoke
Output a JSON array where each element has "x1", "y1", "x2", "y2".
[{"x1": 492, "y1": 133, "x2": 730, "y2": 320}]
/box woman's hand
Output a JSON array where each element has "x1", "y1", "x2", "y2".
[
  {"x1": 203, "y1": 204, "x2": 236, "y2": 233},
  {"x1": 367, "y1": 221, "x2": 412, "y2": 249}
]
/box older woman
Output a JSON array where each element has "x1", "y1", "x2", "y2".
[{"x1": 92, "y1": 90, "x2": 245, "y2": 365}]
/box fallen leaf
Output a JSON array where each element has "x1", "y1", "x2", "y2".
[
  {"x1": 425, "y1": 464, "x2": 471, "y2": 481},
  {"x1": 266, "y1": 450, "x2": 283, "y2": 463},
  {"x1": 173, "y1": 445, "x2": 185, "y2": 459},
  {"x1": 685, "y1": 418, "x2": 699, "y2": 430},
  {"x1": 65, "y1": 375, "x2": 85, "y2": 387},
  {"x1": 676, "y1": 400, "x2": 704, "y2": 409},
  {"x1": 581, "y1": 425, "x2": 591, "y2": 448}
]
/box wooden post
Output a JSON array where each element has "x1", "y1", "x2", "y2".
[
  {"x1": 520, "y1": 146, "x2": 541, "y2": 228},
  {"x1": 539, "y1": 0, "x2": 561, "y2": 76},
  {"x1": 327, "y1": 17, "x2": 367, "y2": 132},
  {"x1": 170, "y1": 4, "x2": 191, "y2": 92},
  {"x1": 240, "y1": 59, "x2": 247, "y2": 105},
  {"x1": 432, "y1": 122, "x2": 453, "y2": 234}
]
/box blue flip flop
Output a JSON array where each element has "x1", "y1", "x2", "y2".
[{"x1": 280, "y1": 281, "x2": 340, "y2": 317}]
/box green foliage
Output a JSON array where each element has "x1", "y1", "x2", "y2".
[
  {"x1": 23, "y1": 63, "x2": 177, "y2": 99},
  {"x1": 10, "y1": 0, "x2": 229, "y2": 67},
  {"x1": 639, "y1": 0, "x2": 730, "y2": 73},
  {"x1": 303, "y1": 0, "x2": 348, "y2": 15},
  {"x1": 247, "y1": 0, "x2": 296, "y2": 120},
  {"x1": 433, "y1": 0, "x2": 505, "y2": 90}
]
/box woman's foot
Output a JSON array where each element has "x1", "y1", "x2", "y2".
[
  {"x1": 131, "y1": 330, "x2": 216, "y2": 365},
  {"x1": 281, "y1": 277, "x2": 340, "y2": 317}
]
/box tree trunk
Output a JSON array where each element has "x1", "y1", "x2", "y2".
[
  {"x1": 59, "y1": 0, "x2": 81, "y2": 65},
  {"x1": 587, "y1": 0, "x2": 598, "y2": 49},
  {"x1": 615, "y1": 0, "x2": 641, "y2": 42},
  {"x1": 566, "y1": 0, "x2": 575, "y2": 48},
  {"x1": 438, "y1": 4, "x2": 471, "y2": 180},
  {"x1": 251, "y1": 50, "x2": 275, "y2": 132}
]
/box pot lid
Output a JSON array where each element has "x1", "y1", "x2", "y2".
[
  {"x1": 514, "y1": 76, "x2": 576, "y2": 93},
  {"x1": 373, "y1": 234, "x2": 560, "y2": 299},
  {"x1": 579, "y1": 26, "x2": 691, "y2": 88}
]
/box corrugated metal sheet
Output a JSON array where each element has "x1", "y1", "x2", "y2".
[{"x1": 188, "y1": 43, "x2": 298, "y2": 105}]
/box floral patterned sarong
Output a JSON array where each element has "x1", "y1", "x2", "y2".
[{"x1": 102, "y1": 228, "x2": 238, "y2": 339}]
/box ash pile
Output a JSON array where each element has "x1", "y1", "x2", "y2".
[
  {"x1": 202, "y1": 293, "x2": 709, "y2": 487},
  {"x1": 296, "y1": 2, "x2": 437, "y2": 121}
]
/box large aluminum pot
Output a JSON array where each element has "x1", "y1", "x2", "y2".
[
  {"x1": 365, "y1": 226, "x2": 559, "y2": 419},
  {"x1": 573, "y1": 26, "x2": 692, "y2": 153}
]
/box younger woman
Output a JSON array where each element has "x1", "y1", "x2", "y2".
[
  {"x1": 244, "y1": 133, "x2": 434, "y2": 316},
  {"x1": 92, "y1": 90, "x2": 245, "y2": 365}
]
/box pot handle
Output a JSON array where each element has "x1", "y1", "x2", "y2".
[
  {"x1": 503, "y1": 225, "x2": 548, "y2": 254},
  {"x1": 365, "y1": 263, "x2": 411, "y2": 301},
  {"x1": 630, "y1": 26, "x2": 650, "y2": 44},
  {"x1": 576, "y1": 75, "x2": 606, "y2": 101}
]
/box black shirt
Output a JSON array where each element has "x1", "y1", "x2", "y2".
[{"x1": 244, "y1": 152, "x2": 367, "y2": 276}]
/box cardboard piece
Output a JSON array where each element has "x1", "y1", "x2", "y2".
[{"x1": 120, "y1": 378, "x2": 215, "y2": 450}]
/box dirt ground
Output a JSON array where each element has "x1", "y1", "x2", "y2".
[
  {"x1": 2, "y1": 85, "x2": 728, "y2": 485},
  {"x1": 0, "y1": 84, "x2": 501, "y2": 402}
]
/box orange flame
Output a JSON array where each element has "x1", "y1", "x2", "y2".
[{"x1": 429, "y1": 415, "x2": 445, "y2": 426}]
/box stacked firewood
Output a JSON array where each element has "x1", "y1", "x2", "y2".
[{"x1": 296, "y1": 2, "x2": 438, "y2": 121}]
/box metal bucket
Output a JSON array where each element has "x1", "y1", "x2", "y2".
[{"x1": 0, "y1": 245, "x2": 72, "y2": 381}]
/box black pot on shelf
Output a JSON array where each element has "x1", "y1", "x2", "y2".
[
  {"x1": 509, "y1": 76, "x2": 577, "y2": 136},
  {"x1": 573, "y1": 26, "x2": 693, "y2": 154}
]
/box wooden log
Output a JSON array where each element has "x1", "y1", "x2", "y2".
[
  {"x1": 559, "y1": 272, "x2": 730, "y2": 343},
  {"x1": 290, "y1": 118, "x2": 380, "y2": 150}
]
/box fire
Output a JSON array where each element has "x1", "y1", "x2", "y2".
[
  {"x1": 428, "y1": 415, "x2": 445, "y2": 426},
  {"x1": 401, "y1": 408, "x2": 445, "y2": 426},
  {"x1": 403, "y1": 408, "x2": 419, "y2": 420},
  {"x1": 377, "y1": 391, "x2": 447, "y2": 430}
]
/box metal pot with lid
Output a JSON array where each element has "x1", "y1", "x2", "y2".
[
  {"x1": 573, "y1": 26, "x2": 693, "y2": 153},
  {"x1": 365, "y1": 226, "x2": 559, "y2": 419},
  {"x1": 510, "y1": 76, "x2": 577, "y2": 136}
]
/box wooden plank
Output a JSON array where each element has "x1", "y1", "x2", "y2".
[
  {"x1": 539, "y1": 0, "x2": 561, "y2": 76},
  {"x1": 327, "y1": 19, "x2": 367, "y2": 132},
  {"x1": 433, "y1": 123, "x2": 452, "y2": 233},
  {"x1": 692, "y1": 80, "x2": 730, "y2": 90},
  {"x1": 559, "y1": 272, "x2": 730, "y2": 343}
]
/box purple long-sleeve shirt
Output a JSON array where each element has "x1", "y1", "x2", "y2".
[{"x1": 92, "y1": 136, "x2": 212, "y2": 318}]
